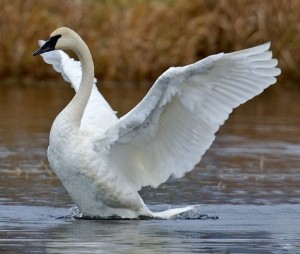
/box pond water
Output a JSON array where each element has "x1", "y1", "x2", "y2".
[{"x1": 0, "y1": 81, "x2": 300, "y2": 253}]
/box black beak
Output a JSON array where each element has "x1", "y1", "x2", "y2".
[{"x1": 32, "y1": 34, "x2": 61, "y2": 56}]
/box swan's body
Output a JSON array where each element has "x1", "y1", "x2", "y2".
[{"x1": 33, "y1": 27, "x2": 280, "y2": 219}]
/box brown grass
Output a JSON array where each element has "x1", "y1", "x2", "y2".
[{"x1": 0, "y1": 0, "x2": 299, "y2": 83}]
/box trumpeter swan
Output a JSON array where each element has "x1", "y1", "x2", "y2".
[{"x1": 33, "y1": 27, "x2": 280, "y2": 219}]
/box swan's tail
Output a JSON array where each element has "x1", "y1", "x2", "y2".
[{"x1": 152, "y1": 205, "x2": 200, "y2": 219}]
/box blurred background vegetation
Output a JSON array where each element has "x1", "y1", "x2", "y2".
[{"x1": 0, "y1": 0, "x2": 298, "y2": 84}]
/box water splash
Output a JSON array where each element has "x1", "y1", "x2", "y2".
[{"x1": 172, "y1": 205, "x2": 219, "y2": 220}]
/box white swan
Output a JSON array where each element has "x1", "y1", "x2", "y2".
[{"x1": 33, "y1": 27, "x2": 280, "y2": 219}]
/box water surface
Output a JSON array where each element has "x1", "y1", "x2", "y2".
[{"x1": 0, "y1": 81, "x2": 300, "y2": 253}]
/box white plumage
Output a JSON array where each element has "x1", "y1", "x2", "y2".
[{"x1": 35, "y1": 27, "x2": 280, "y2": 219}]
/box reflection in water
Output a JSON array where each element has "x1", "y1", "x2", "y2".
[{"x1": 1, "y1": 81, "x2": 300, "y2": 253}]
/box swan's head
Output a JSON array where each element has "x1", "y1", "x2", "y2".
[{"x1": 33, "y1": 27, "x2": 80, "y2": 56}]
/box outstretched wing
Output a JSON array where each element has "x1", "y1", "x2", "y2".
[
  {"x1": 38, "y1": 41, "x2": 118, "y2": 130},
  {"x1": 107, "y1": 43, "x2": 280, "y2": 190}
]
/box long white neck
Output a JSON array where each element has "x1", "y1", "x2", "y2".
[{"x1": 63, "y1": 37, "x2": 94, "y2": 128}]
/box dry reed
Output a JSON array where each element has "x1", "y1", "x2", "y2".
[{"x1": 0, "y1": 0, "x2": 299, "y2": 83}]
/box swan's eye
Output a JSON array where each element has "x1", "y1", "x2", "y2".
[
  {"x1": 49, "y1": 34, "x2": 62, "y2": 41},
  {"x1": 46, "y1": 34, "x2": 62, "y2": 48}
]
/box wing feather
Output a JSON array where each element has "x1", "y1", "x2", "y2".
[{"x1": 107, "y1": 42, "x2": 280, "y2": 190}]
